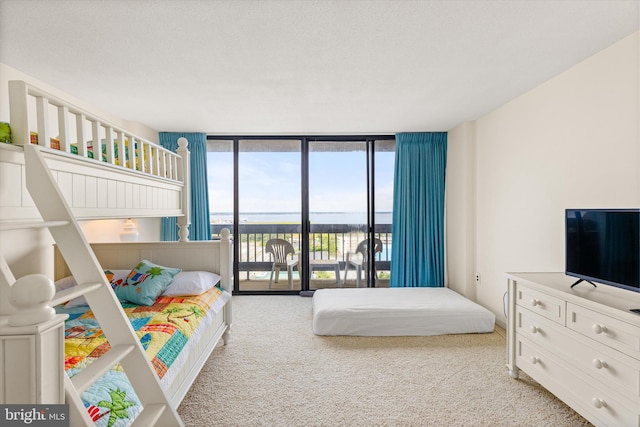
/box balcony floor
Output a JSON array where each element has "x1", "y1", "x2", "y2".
[{"x1": 237, "y1": 278, "x2": 391, "y2": 292}]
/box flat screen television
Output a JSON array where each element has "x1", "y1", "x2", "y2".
[{"x1": 565, "y1": 209, "x2": 640, "y2": 293}]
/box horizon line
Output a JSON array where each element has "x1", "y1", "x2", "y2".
[{"x1": 210, "y1": 211, "x2": 392, "y2": 215}]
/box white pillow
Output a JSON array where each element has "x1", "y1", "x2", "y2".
[
  {"x1": 162, "y1": 271, "x2": 221, "y2": 296},
  {"x1": 55, "y1": 270, "x2": 130, "y2": 307},
  {"x1": 54, "y1": 275, "x2": 79, "y2": 292}
]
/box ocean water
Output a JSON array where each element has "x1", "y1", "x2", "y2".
[{"x1": 211, "y1": 212, "x2": 392, "y2": 224}]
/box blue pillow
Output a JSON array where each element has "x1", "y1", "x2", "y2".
[{"x1": 116, "y1": 260, "x2": 181, "y2": 305}]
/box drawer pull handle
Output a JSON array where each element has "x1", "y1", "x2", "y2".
[
  {"x1": 530, "y1": 299, "x2": 541, "y2": 307},
  {"x1": 592, "y1": 398, "x2": 607, "y2": 409},
  {"x1": 530, "y1": 356, "x2": 540, "y2": 364},
  {"x1": 530, "y1": 325, "x2": 540, "y2": 334},
  {"x1": 592, "y1": 324, "x2": 608, "y2": 334},
  {"x1": 592, "y1": 359, "x2": 608, "y2": 369}
]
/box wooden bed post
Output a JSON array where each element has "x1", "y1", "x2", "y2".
[
  {"x1": 219, "y1": 228, "x2": 232, "y2": 292},
  {"x1": 0, "y1": 274, "x2": 67, "y2": 404},
  {"x1": 176, "y1": 137, "x2": 191, "y2": 242},
  {"x1": 219, "y1": 228, "x2": 233, "y2": 343}
]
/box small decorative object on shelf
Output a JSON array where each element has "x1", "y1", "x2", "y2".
[{"x1": 119, "y1": 218, "x2": 139, "y2": 242}]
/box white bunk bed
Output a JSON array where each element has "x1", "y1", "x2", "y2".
[
  {"x1": 0, "y1": 80, "x2": 232, "y2": 427},
  {"x1": 51, "y1": 239, "x2": 233, "y2": 416}
]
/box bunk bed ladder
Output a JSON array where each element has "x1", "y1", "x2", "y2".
[{"x1": 21, "y1": 144, "x2": 183, "y2": 426}]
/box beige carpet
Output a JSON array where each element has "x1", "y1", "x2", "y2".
[{"x1": 178, "y1": 295, "x2": 592, "y2": 427}]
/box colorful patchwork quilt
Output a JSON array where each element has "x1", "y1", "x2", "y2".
[{"x1": 56, "y1": 285, "x2": 230, "y2": 427}]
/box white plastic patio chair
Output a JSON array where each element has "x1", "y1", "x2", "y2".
[
  {"x1": 265, "y1": 238, "x2": 299, "y2": 289},
  {"x1": 344, "y1": 238, "x2": 383, "y2": 287}
]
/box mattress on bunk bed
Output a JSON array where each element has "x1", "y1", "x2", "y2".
[
  {"x1": 55, "y1": 285, "x2": 230, "y2": 427},
  {"x1": 312, "y1": 287, "x2": 495, "y2": 336}
]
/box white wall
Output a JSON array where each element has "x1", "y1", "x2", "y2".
[
  {"x1": 445, "y1": 121, "x2": 477, "y2": 300},
  {"x1": 80, "y1": 218, "x2": 161, "y2": 243},
  {"x1": 447, "y1": 31, "x2": 640, "y2": 327}
]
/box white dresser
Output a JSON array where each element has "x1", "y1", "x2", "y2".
[{"x1": 506, "y1": 273, "x2": 640, "y2": 427}]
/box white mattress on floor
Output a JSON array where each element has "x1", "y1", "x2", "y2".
[{"x1": 312, "y1": 287, "x2": 495, "y2": 336}]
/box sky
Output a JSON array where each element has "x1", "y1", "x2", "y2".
[{"x1": 207, "y1": 146, "x2": 395, "y2": 215}]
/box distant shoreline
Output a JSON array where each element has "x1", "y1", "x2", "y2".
[
  {"x1": 210, "y1": 211, "x2": 392, "y2": 215},
  {"x1": 210, "y1": 211, "x2": 392, "y2": 224}
]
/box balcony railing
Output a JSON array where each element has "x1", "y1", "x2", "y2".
[{"x1": 211, "y1": 223, "x2": 392, "y2": 276}]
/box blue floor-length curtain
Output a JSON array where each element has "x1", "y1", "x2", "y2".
[
  {"x1": 159, "y1": 132, "x2": 211, "y2": 241},
  {"x1": 390, "y1": 132, "x2": 447, "y2": 287}
]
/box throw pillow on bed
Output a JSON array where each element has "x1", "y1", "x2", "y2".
[
  {"x1": 116, "y1": 260, "x2": 181, "y2": 305},
  {"x1": 162, "y1": 271, "x2": 221, "y2": 296},
  {"x1": 55, "y1": 269, "x2": 130, "y2": 307}
]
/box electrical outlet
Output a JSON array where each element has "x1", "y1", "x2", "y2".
[{"x1": 475, "y1": 273, "x2": 481, "y2": 285}]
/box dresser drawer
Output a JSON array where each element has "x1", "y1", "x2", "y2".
[
  {"x1": 515, "y1": 283, "x2": 565, "y2": 325},
  {"x1": 568, "y1": 302, "x2": 640, "y2": 359},
  {"x1": 516, "y1": 337, "x2": 640, "y2": 427},
  {"x1": 518, "y1": 305, "x2": 640, "y2": 398},
  {"x1": 516, "y1": 306, "x2": 568, "y2": 351}
]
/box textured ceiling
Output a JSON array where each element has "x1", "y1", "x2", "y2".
[{"x1": 0, "y1": 0, "x2": 638, "y2": 135}]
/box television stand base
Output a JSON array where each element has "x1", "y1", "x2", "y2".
[{"x1": 570, "y1": 279, "x2": 597, "y2": 288}]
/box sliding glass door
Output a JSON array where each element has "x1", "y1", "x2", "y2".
[
  {"x1": 307, "y1": 138, "x2": 395, "y2": 289},
  {"x1": 373, "y1": 139, "x2": 395, "y2": 285},
  {"x1": 237, "y1": 139, "x2": 302, "y2": 292},
  {"x1": 308, "y1": 140, "x2": 368, "y2": 289},
  {"x1": 207, "y1": 135, "x2": 394, "y2": 294}
]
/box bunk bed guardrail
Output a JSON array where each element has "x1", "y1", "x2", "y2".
[
  {"x1": 8, "y1": 80, "x2": 181, "y2": 181},
  {"x1": 2, "y1": 80, "x2": 191, "y2": 238}
]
